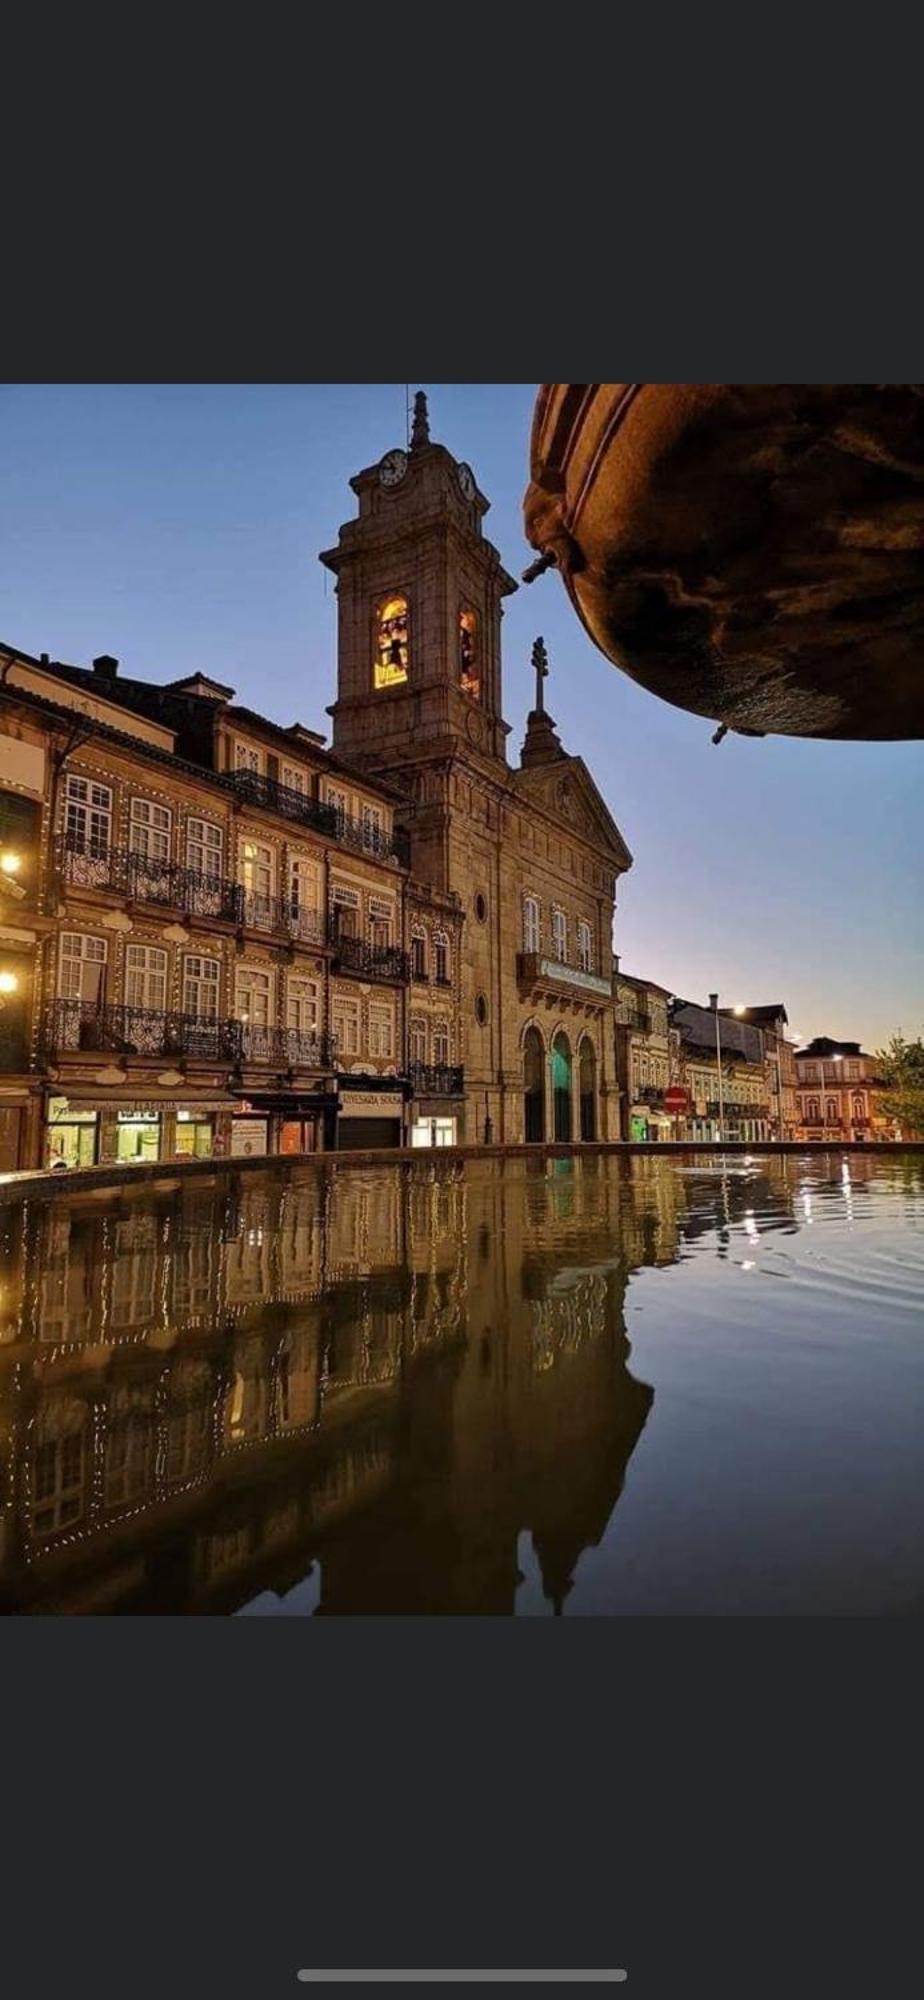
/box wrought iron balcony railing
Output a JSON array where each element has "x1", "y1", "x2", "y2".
[
  {"x1": 616, "y1": 1007, "x2": 653, "y2": 1034},
  {"x1": 409, "y1": 1062, "x2": 465, "y2": 1097},
  {"x1": 56, "y1": 836, "x2": 242, "y2": 923},
  {"x1": 228, "y1": 770, "x2": 409, "y2": 866},
  {"x1": 239, "y1": 891, "x2": 327, "y2": 945},
  {"x1": 705, "y1": 1099, "x2": 770, "y2": 1119},
  {"x1": 238, "y1": 1025, "x2": 338, "y2": 1069},
  {"x1": 47, "y1": 998, "x2": 243, "y2": 1062},
  {"x1": 333, "y1": 935, "x2": 409, "y2": 983}
]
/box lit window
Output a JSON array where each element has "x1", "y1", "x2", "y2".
[
  {"x1": 459, "y1": 609, "x2": 480, "y2": 700},
  {"x1": 375, "y1": 595, "x2": 409, "y2": 688}
]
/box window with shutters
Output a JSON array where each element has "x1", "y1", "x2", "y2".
[
  {"x1": 333, "y1": 995, "x2": 360, "y2": 1057},
  {"x1": 235, "y1": 967, "x2": 272, "y2": 1028},
  {"x1": 362, "y1": 803, "x2": 385, "y2": 853},
  {"x1": 58, "y1": 932, "x2": 107, "y2": 1003},
  {"x1": 287, "y1": 978, "x2": 319, "y2": 1033},
  {"x1": 129, "y1": 797, "x2": 172, "y2": 863},
  {"x1": 369, "y1": 1003, "x2": 394, "y2": 1058},
  {"x1": 186, "y1": 818, "x2": 223, "y2": 878},
  {"x1": 523, "y1": 896, "x2": 540, "y2": 954},
  {"x1": 125, "y1": 944, "x2": 168, "y2": 1013},
  {"x1": 183, "y1": 955, "x2": 220, "y2": 1019},
  {"x1": 411, "y1": 928, "x2": 428, "y2": 980},
  {"x1": 64, "y1": 774, "x2": 111, "y2": 854}
]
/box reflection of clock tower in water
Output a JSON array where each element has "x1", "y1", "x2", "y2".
[
  {"x1": 322, "y1": 390, "x2": 519, "y2": 1129},
  {"x1": 322, "y1": 391, "x2": 630, "y2": 1144}
]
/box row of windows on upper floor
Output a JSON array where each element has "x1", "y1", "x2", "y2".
[
  {"x1": 63, "y1": 773, "x2": 391, "y2": 867},
  {"x1": 801, "y1": 1095, "x2": 870, "y2": 1121},
  {"x1": 374, "y1": 597, "x2": 482, "y2": 702},
  {"x1": 55, "y1": 934, "x2": 399, "y2": 1057},
  {"x1": 230, "y1": 743, "x2": 393, "y2": 839},
  {"x1": 798, "y1": 1060, "x2": 866, "y2": 1082},
  {"x1": 409, "y1": 926, "x2": 452, "y2": 984},
  {"x1": 522, "y1": 896, "x2": 596, "y2": 973}
]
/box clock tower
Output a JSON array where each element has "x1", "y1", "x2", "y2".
[
  {"x1": 321, "y1": 392, "x2": 630, "y2": 1148},
  {"x1": 321, "y1": 391, "x2": 518, "y2": 846}
]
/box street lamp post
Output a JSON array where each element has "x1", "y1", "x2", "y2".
[{"x1": 709, "y1": 993, "x2": 725, "y2": 1143}]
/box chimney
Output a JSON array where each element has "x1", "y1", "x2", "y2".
[
  {"x1": 40, "y1": 653, "x2": 49, "y2": 665},
  {"x1": 93, "y1": 654, "x2": 119, "y2": 680}
]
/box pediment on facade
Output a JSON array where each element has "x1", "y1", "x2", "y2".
[{"x1": 511, "y1": 756, "x2": 632, "y2": 870}]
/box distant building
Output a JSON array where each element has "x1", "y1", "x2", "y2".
[
  {"x1": 720, "y1": 1004, "x2": 799, "y2": 1140},
  {"x1": 794, "y1": 1037, "x2": 891, "y2": 1142},
  {"x1": 671, "y1": 999, "x2": 771, "y2": 1143},
  {"x1": 613, "y1": 970, "x2": 680, "y2": 1140}
]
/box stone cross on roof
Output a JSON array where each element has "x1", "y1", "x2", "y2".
[
  {"x1": 410, "y1": 389, "x2": 430, "y2": 450},
  {"x1": 532, "y1": 635, "x2": 549, "y2": 713}
]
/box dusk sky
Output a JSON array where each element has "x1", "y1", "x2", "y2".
[{"x1": 2, "y1": 382, "x2": 920, "y2": 1051}]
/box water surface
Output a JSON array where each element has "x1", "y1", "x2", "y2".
[{"x1": 1, "y1": 1151, "x2": 921, "y2": 1614}]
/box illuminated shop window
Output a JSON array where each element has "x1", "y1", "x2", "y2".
[
  {"x1": 375, "y1": 595, "x2": 409, "y2": 688},
  {"x1": 459, "y1": 609, "x2": 480, "y2": 700}
]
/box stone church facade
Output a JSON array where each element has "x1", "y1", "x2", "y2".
[{"x1": 324, "y1": 393, "x2": 632, "y2": 1147}]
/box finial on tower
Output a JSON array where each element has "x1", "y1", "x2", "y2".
[
  {"x1": 532, "y1": 635, "x2": 549, "y2": 713},
  {"x1": 410, "y1": 389, "x2": 430, "y2": 450}
]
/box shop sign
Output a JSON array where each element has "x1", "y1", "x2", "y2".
[{"x1": 339, "y1": 1090, "x2": 401, "y2": 1118}]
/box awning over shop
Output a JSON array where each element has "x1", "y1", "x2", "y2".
[
  {"x1": 47, "y1": 1090, "x2": 237, "y2": 1113},
  {"x1": 232, "y1": 1093, "x2": 335, "y2": 1115}
]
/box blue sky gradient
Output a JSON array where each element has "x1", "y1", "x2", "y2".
[{"x1": 1, "y1": 382, "x2": 920, "y2": 1050}]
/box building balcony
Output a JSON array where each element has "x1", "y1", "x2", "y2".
[
  {"x1": 239, "y1": 1025, "x2": 338, "y2": 1069},
  {"x1": 617, "y1": 1007, "x2": 653, "y2": 1034},
  {"x1": 409, "y1": 1062, "x2": 465, "y2": 1097},
  {"x1": 227, "y1": 770, "x2": 409, "y2": 866},
  {"x1": 238, "y1": 891, "x2": 327, "y2": 947},
  {"x1": 46, "y1": 998, "x2": 243, "y2": 1063},
  {"x1": 705, "y1": 1099, "x2": 770, "y2": 1119},
  {"x1": 516, "y1": 952, "x2": 611, "y2": 1001},
  {"x1": 56, "y1": 836, "x2": 242, "y2": 923},
  {"x1": 333, "y1": 935, "x2": 409, "y2": 983}
]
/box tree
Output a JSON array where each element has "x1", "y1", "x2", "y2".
[{"x1": 874, "y1": 1034, "x2": 924, "y2": 1138}]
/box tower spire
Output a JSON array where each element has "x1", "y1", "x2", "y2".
[
  {"x1": 520, "y1": 635, "x2": 564, "y2": 768},
  {"x1": 410, "y1": 388, "x2": 430, "y2": 450}
]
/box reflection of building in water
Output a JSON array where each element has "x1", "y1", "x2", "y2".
[{"x1": 0, "y1": 1157, "x2": 658, "y2": 1613}]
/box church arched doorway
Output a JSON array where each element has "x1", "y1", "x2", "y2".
[
  {"x1": 552, "y1": 1031, "x2": 573, "y2": 1142},
  {"x1": 579, "y1": 1036, "x2": 597, "y2": 1140},
  {"x1": 523, "y1": 1026, "x2": 545, "y2": 1143}
]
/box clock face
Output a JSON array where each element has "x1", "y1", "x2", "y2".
[
  {"x1": 456, "y1": 462, "x2": 476, "y2": 500},
  {"x1": 378, "y1": 449, "x2": 408, "y2": 488}
]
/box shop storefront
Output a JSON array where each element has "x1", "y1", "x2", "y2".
[
  {"x1": 231, "y1": 1093, "x2": 332, "y2": 1158},
  {"x1": 630, "y1": 1113, "x2": 649, "y2": 1142},
  {"x1": 175, "y1": 1109, "x2": 215, "y2": 1159},
  {"x1": 337, "y1": 1082, "x2": 406, "y2": 1151},
  {"x1": 43, "y1": 1094, "x2": 238, "y2": 1170},
  {"x1": 46, "y1": 1097, "x2": 99, "y2": 1170}
]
